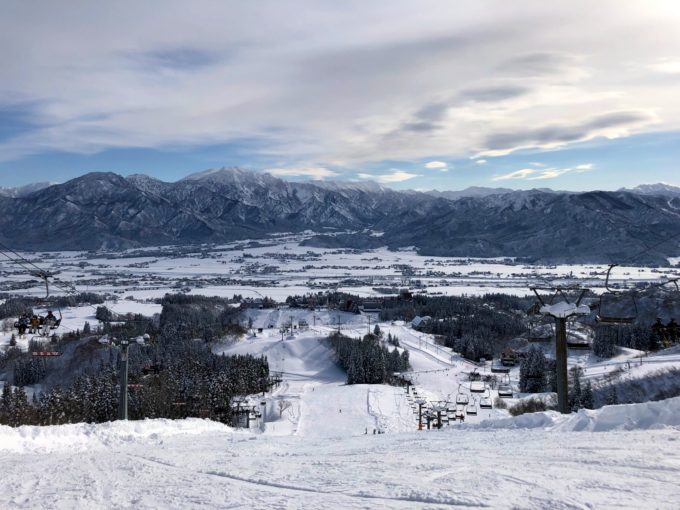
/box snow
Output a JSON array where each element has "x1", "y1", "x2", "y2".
[
  {"x1": 462, "y1": 396, "x2": 680, "y2": 432},
  {"x1": 2, "y1": 233, "x2": 676, "y2": 303},
  {"x1": 2, "y1": 307, "x2": 680, "y2": 507},
  {"x1": 2, "y1": 403, "x2": 680, "y2": 508},
  {"x1": 540, "y1": 301, "x2": 590, "y2": 318},
  {"x1": 2, "y1": 236, "x2": 680, "y2": 506}
]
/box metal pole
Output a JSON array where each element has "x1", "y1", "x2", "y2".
[
  {"x1": 555, "y1": 317, "x2": 569, "y2": 414},
  {"x1": 118, "y1": 340, "x2": 130, "y2": 420},
  {"x1": 418, "y1": 402, "x2": 423, "y2": 430}
]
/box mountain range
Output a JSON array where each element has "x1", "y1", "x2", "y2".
[{"x1": 1, "y1": 168, "x2": 679, "y2": 265}]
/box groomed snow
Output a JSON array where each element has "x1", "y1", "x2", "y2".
[{"x1": 2, "y1": 400, "x2": 680, "y2": 509}]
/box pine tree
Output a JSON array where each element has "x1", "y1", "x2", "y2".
[
  {"x1": 519, "y1": 346, "x2": 547, "y2": 393},
  {"x1": 581, "y1": 380, "x2": 594, "y2": 409},
  {"x1": 605, "y1": 385, "x2": 619, "y2": 406}
]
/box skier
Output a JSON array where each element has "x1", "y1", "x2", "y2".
[
  {"x1": 17, "y1": 314, "x2": 29, "y2": 336},
  {"x1": 43, "y1": 311, "x2": 57, "y2": 336},
  {"x1": 29, "y1": 315, "x2": 40, "y2": 335}
]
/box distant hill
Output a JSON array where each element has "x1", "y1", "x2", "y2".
[{"x1": 1, "y1": 168, "x2": 679, "y2": 265}]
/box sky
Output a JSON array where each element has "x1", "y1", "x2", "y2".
[{"x1": 1, "y1": 0, "x2": 680, "y2": 190}]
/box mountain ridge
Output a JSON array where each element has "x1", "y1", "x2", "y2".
[{"x1": 1, "y1": 169, "x2": 678, "y2": 264}]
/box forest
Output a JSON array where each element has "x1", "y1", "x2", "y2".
[
  {"x1": 324, "y1": 331, "x2": 410, "y2": 385},
  {"x1": 0, "y1": 294, "x2": 269, "y2": 427}
]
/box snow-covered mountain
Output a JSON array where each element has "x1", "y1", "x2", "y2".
[
  {"x1": 427, "y1": 186, "x2": 515, "y2": 201},
  {"x1": 0, "y1": 170, "x2": 679, "y2": 264},
  {"x1": 0, "y1": 181, "x2": 55, "y2": 198},
  {"x1": 620, "y1": 183, "x2": 680, "y2": 197}
]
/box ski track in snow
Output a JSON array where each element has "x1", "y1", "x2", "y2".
[{"x1": 3, "y1": 424, "x2": 680, "y2": 509}]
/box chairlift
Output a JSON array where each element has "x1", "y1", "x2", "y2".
[
  {"x1": 496, "y1": 374, "x2": 513, "y2": 397},
  {"x1": 479, "y1": 396, "x2": 492, "y2": 409},
  {"x1": 456, "y1": 383, "x2": 469, "y2": 405},
  {"x1": 498, "y1": 384, "x2": 513, "y2": 399},
  {"x1": 466, "y1": 397, "x2": 477, "y2": 416},
  {"x1": 470, "y1": 380, "x2": 486, "y2": 393},
  {"x1": 597, "y1": 264, "x2": 638, "y2": 324}
]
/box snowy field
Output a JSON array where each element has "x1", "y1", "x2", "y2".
[{"x1": 1, "y1": 232, "x2": 676, "y2": 304}]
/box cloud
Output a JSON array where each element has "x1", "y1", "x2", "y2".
[
  {"x1": 480, "y1": 110, "x2": 653, "y2": 157},
  {"x1": 493, "y1": 168, "x2": 535, "y2": 181},
  {"x1": 397, "y1": 101, "x2": 450, "y2": 134},
  {"x1": 527, "y1": 168, "x2": 570, "y2": 180},
  {"x1": 266, "y1": 166, "x2": 338, "y2": 180},
  {"x1": 497, "y1": 52, "x2": 582, "y2": 78},
  {"x1": 0, "y1": 2, "x2": 677, "y2": 174},
  {"x1": 649, "y1": 58, "x2": 680, "y2": 74},
  {"x1": 458, "y1": 84, "x2": 530, "y2": 103},
  {"x1": 492, "y1": 163, "x2": 594, "y2": 181},
  {"x1": 425, "y1": 161, "x2": 447, "y2": 169},
  {"x1": 475, "y1": 159, "x2": 487, "y2": 165},
  {"x1": 358, "y1": 170, "x2": 420, "y2": 183}
]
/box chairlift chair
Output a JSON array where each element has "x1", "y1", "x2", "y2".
[
  {"x1": 466, "y1": 397, "x2": 477, "y2": 416},
  {"x1": 479, "y1": 397, "x2": 492, "y2": 409},
  {"x1": 456, "y1": 383, "x2": 470, "y2": 405},
  {"x1": 498, "y1": 384, "x2": 513, "y2": 399},
  {"x1": 596, "y1": 265, "x2": 638, "y2": 324},
  {"x1": 470, "y1": 380, "x2": 486, "y2": 393}
]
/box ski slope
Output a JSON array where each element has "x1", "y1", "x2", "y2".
[
  {"x1": 3, "y1": 314, "x2": 680, "y2": 508},
  {"x1": 2, "y1": 400, "x2": 680, "y2": 509}
]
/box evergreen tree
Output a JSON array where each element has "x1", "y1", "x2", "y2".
[
  {"x1": 581, "y1": 380, "x2": 594, "y2": 409},
  {"x1": 593, "y1": 326, "x2": 616, "y2": 358},
  {"x1": 569, "y1": 366, "x2": 583, "y2": 411},
  {"x1": 519, "y1": 346, "x2": 547, "y2": 393},
  {"x1": 605, "y1": 385, "x2": 619, "y2": 406}
]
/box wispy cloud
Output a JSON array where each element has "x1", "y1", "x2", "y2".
[
  {"x1": 425, "y1": 160, "x2": 448, "y2": 171},
  {"x1": 649, "y1": 58, "x2": 680, "y2": 74},
  {"x1": 493, "y1": 163, "x2": 594, "y2": 181},
  {"x1": 479, "y1": 111, "x2": 654, "y2": 157},
  {"x1": 358, "y1": 170, "x2": 420, "y2": 183},
  {"x1": 493, "y1": 168, "x2": 535, "y2": 181},
  {"x1": 266, "y1": 166, "x2": 338, "y2": 180},
  {"x1": 475, "y1": 159, "x2": 487, "y2": 165}
]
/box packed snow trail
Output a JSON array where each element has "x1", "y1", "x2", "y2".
[{"x1": 2, "y1": 408, "x2": 680, "y2": 509}]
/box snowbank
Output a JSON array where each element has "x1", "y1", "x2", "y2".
[
  {"x1": 0, "y1": 418, "x2": 232, "y2": 454},
  {"x1": 460, "y1": 396, "x2": 680, "y2": 432}
]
